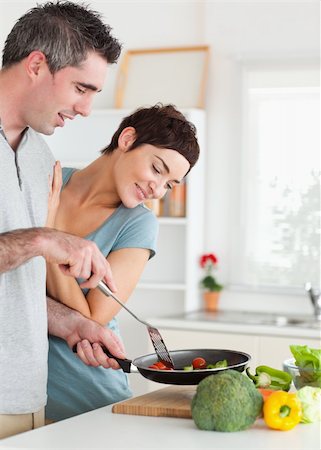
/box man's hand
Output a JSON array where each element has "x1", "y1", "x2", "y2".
[
  {"x1": 71, "y1": 338, "x2": 124, "y2": 370},
  {"x1": 40, "y1": 228, "x2": 117, "y2": 291},
  {"x1": 0, "y1": 228, "x2": 117, "y2": 291},
  {"x1": 48, "y1": 297, "x2": 125, "y2": 369},
  {"x1": 67, "y1": 317, "x2": 126, "y2": 370}
]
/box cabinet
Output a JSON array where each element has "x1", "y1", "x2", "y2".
[{"x1": 44, "y1": 108, "x2": 206, "y2": 313}]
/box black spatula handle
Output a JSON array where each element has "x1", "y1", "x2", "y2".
[{"x1": 72, "y1": 344, "x2": 132, "y2": 373}]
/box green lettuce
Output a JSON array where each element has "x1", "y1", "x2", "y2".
[
  {"x1": 290, "y1": 345, "x2": 321, "y2": 388},
  {"x1": 297, "y1": 386, "x2": 321, "y2": 423}
]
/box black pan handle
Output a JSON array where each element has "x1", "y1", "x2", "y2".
[{"x1": 72, "y1": 344, "x2": 132, "y2": 373}]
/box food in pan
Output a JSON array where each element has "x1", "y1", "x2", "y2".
[
  {"x1": 148, "y1": 361, "x2": 174, "y2": 370},
  {"x1": 183, "y1": 357, "x2": 228, "y2": 371},
  {"x1": 148, "y1": 357, "x2": 228, "y2": 371}
]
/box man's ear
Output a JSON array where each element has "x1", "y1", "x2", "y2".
[
  {"x1": 118, "y1": 127, "x2": 136, "y2": 152},
  {"x1": 24, "y1": 51, "x2": 48, "y2": 79}
]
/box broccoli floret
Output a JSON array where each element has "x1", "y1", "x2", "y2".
[{"x1": 191, "y1": 370, "x2": 263, "y2": 432}]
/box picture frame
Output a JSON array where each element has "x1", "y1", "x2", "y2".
[{"x1": 114, "y1": 46, "x2": 210, "y2": 109}]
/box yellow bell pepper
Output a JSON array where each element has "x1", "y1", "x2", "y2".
[{"x1": 263, "y1": 390, "x2": 302, "y2": 431}]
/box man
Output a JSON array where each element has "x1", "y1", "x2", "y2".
[{"x1": 0, "y1": 1, "x2": 124, "y2": 439}]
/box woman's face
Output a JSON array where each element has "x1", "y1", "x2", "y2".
[{"x1": 114, "y1": 143, "x2": 190, "y2": 209}]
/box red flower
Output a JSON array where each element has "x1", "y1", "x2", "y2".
[{"x1": 200, "y1": 253, "x2": 218, "y2": 268}]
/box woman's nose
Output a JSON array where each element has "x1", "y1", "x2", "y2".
[{"x1": 149, "y1": 181, "x2": 166, "y2": 199}]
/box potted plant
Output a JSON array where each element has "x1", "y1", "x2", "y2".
[{"x1": 199, "y1": 253, "x2": 223, "y2": 312}]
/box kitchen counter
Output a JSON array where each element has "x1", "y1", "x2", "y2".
[
  {"x1": 0, "y1": 401, "x2": 319, "y2": 450},
  {"x1": 148, "y1": 310, "x2": 321, "y2": 339}
]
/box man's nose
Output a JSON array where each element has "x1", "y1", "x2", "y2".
[{"x1": 74, "y1": 98, "x2": 92, "y2": 117}]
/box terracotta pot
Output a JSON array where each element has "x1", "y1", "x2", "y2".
[{"x1": 203, "y1": 291, "x2": 220, "y2": 312}]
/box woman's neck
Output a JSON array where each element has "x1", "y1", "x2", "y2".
[{"x1": 68, "y1": 154, "x2": 121, "y2": 208}]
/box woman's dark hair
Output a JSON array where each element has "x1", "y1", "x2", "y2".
[
  {"x1": 102, "y1": 104, "x2": 200, "y2": 172},
  {"x1": 2, "y1": 1, "x2": 121, "y2": 72}
]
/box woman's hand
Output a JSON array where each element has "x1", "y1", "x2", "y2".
[{"x1": 46, "y1": 161, "x2": 62, "y2": 227}]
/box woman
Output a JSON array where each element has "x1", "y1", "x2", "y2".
[{"x1": 45, "y1": 104, "x2": 200, "y2": 421}]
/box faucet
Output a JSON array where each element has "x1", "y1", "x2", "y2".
[{"x1": 305, "y1": 282, "x2": 321, "y2": 321}]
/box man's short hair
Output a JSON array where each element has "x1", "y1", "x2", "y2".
[{"x1": 2, "y1": 1, "x2": 121, "y2": 72}]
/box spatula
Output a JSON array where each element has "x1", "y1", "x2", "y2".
[{"x1": 97, "y1": 281, "x2": 175, "y2": 369}]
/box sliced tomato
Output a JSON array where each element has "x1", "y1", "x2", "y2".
[
  {"x1": 153, "y1": 361, "x2": 168, "y2": 370},
  {"x1": 148, "y1": 361, "x2": 173, "y2": 370},
  {"x1": 192, "y1": 357, "x2": 207, "y2": 370}
]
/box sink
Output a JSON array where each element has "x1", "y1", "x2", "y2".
[
  {"x1": 174, "y1": 310, "x2": 321, "y2": 329},
  {"x1": 256, "y1": 316, "x2": 320, "y2": 328}
]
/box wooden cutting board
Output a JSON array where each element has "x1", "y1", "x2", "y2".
[{"x1": 112, "y1": 385, "x2": 196, "y2": 418}]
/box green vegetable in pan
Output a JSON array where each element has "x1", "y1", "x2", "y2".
[{"x1": 183, "y1": 358, "x2": 228, "y2": 371}]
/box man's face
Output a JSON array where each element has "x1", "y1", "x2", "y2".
[{"x1": 24, "y1": 52, "x2": 108, "y2": 135}]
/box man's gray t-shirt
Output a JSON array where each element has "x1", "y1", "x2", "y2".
[{"x1": 0, "y1": 126, "x2": 54, "y2": 413}]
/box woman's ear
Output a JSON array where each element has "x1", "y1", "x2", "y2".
[{"x1": 118, "y1": 127, "x2": 136, "y2": 152}]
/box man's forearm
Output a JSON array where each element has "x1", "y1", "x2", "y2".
[
  {"x1": 0, "y1": 227, "x2": 116, "y2": 290},
  {"x1": 47, "y1": 296, "x2": 82, "y2": 342},
  {"x1": 0, "y1": 228, "x2": 45, "y2": 273}
]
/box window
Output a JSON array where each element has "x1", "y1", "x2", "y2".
[{"x1": 233, "y1": 66, "x2": 320, "y2": 291}]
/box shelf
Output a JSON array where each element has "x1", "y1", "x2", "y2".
[
  {"x1": 157, "y1": 217, "x2": 187, "y2": 225},
  {"x1": 136, "y1": 282, "x2": 186, "y2": 291}
]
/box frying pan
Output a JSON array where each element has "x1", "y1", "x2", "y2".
[{"x1": 102, "y1": 348, "x2": 251, "y2": 385}]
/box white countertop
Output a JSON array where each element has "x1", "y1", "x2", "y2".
[
  {"x1": 148, "y1": 310, "x2": 321, "y2": 339},
  {"x1": 0, "y1": 403, "x2": 320, "y2": 450}
]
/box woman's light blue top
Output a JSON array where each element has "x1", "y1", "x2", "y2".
[{"x1": 46, "y1": 167, "x2": 158, "y2": 421}]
